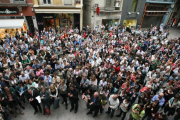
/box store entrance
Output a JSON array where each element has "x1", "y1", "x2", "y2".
[
  {"x1": 44, "y1": 19, "x2": 55, "y2": 30},
  {"x1": 102, "y1": 19, "x2": 113, "y2": 31}
]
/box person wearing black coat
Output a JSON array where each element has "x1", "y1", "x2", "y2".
[
  {"x1": 27, "y1": 88, "x2": 42, "y2": 115},
  {"x1": 142, "y1": 100, "x2": 159, "y2": 120},
  {"x1": 68, "y1": 84, "x2": 79, "y2": 113},
  {"x1": 40, "y1": 87, "x2": 50, "y2": 115},
  {"x1": 86, "y1": 92, "x2": 101, "y2": 117}
]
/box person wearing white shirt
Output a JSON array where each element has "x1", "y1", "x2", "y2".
[
  {"x1": 106, "y1": 94, "x2": 119, "y2": 118},
  {"x1": 19, "y1": 71, "x2": 30, "y2": 82},
  {"x1": 96, "y1": 55, "x2": 102, "y2": 65}
]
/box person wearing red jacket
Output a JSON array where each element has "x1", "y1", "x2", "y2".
[{"x1": 113, "y1": 62, "x2": 120, "y2": 73}]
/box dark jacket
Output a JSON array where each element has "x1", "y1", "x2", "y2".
[
  {"x1": 145, "y1": 102, "x2": 159, "y2": 116},
  {"x1": 90, "y1": 96, "x2": 101, "y2": 109},
  {"x1": 68, "y1": 88, "x2": 79, "y2": 102},
  {"x1": 40, "y1": 90, "x2": 50, "y2": 103},
  {"x1": 27, "y1": 89, "x2": 40, "y2": 101}
]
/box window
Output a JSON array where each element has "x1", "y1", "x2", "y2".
[
  {"x1": 64, "y1": 0, "x2": 72, "y2": 5},
  {"x1": 14, "y1": 0, "x2": 25, "y2": 1},
  {"x1": 131, "y1": 0, "x2": 138, "y2": 12},
  {"x1": 43, "y1": 0, "x2": 51, "y2": 4},
  {"x1": 75, "y1": 0, "x2": 81, "y2": 4}
]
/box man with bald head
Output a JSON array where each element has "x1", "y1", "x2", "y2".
[
  {"x1": 86, "y1": 92, "x2": 101, "y2": 117},
  {"x1": 151, "y1": 93, "x2": 165, "y2": 107},
  {"x1": 106, "y1": 94, "x2": 119, "y2": 118}
]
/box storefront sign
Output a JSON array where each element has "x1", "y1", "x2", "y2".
[
  {"x1": 43, "y1": 16, "x2": 53, "y2": 18},
  {"x1": 0, "y1": 8, "x2": 18, "y2": 14},
  {"x1": 107, "y1": 15, "x2": 120, "y2": 19}
]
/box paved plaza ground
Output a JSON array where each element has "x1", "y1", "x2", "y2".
[{"x1": 11, "y1": 27, "x2": 180, "y2": 120}]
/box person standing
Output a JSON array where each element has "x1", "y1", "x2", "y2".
[
  {"x1": 116, "y1": 98, "x2": 130, "y2": 120},
  {"x1": 40, "y1": 87, "x2": 50, "y2": 115},
  {"x1": 58, "y1": 79, "x2": 68, "y2": 110},
  {"x1": 86, "y1": 92, "x2": 101, "y2": 117},
  {"x1": 27, "y1": 88, "x2": 42, "y2": 115},
  {"x1": 106, "y1": 94, "x2": 119, "y2": 118},
  {"x1": 129, "y1": 103, "x2": 145, "y2": 120},
  {"x1": 68, "y1": 84, "x2": 79, "y2": 113}
]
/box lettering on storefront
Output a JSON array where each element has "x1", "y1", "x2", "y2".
[
  {"x1": 0, "y1": 8, "x2": 18, "y2": 14},
  {"x1": 43, "y1": 16, "x2": 53, "y2": 18},
  {"x1": 107, "y1": 15, "x2": 121, "y2": 19}
]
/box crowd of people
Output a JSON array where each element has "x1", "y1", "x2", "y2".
[{"x1": 0, "y1": 23, "x2": 180, "y2": 120}]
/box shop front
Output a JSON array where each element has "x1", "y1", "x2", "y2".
[
  {"x1": 102, "y1": 19, "x2": 119, "y2": 31},
  {"x1": 0, "y1": 6, "x2": 35, "y2": 39},
  {"x1": 35, "y1": 13, "x2": 81, "y2": 33},
  {"x1": 123, "y1": 19, "x2": 137, "y2": 28},
  {"x1": 0, "y1": 7, "x2": 27, "y2": 39}
]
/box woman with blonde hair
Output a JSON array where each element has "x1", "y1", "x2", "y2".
[
  {"x1": 89, "y1": 75, "x2": 97, "y2": 93},
  {"x1": 49, "y1": 84, "x2": 59, "y2": 109}
]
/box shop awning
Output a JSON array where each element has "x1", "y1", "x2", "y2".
[
  {"x1": 35, "y1": 9, "x2": 81, "y2": 13},
  {"x1": 0, "y1": 19, "x2": 24, "y2": 29}
]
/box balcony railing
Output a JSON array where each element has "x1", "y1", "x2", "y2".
[
  {"x1": 33, "y1": 0, "x2": 81, "y2": 6},
  {"x1": 146, "y1": 0, "x2": 175, "y2": 4},
  {"x1": 0, "y1": 0, "x2": 26, "y2": 3}
]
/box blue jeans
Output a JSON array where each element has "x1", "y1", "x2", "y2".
[{"x1": 42, "y1": 102, "x2": 50, "y2": 114}]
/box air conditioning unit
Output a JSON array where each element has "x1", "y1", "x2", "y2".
[
  {"x1": 115, "y1": 3, "x2": 120, "y2": 7},
  {"x1": 116, "y1": 0, "x2": 121, "y2": 1}
]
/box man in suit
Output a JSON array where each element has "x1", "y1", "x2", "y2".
[
  {"x1": 68, "y1": 84, "x2": 79, "y2": 113},
  {"x1": 27, "y1": 88, "x2": 42, "y2": 115},
  {"x1": 86, "y1": 92, "x2": 101, "y2": 117}
]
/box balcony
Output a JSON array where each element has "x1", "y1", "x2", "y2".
[
  {"x1": 33, "y1": 0, "x2": 82, "y2": 7},
  {"x1": 146, "y1": 0, "x2": 175, "y2": 4}
]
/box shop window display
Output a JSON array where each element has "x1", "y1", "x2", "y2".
[
  {"x1": 0, "y1": 21, "x2": 27, "y2": 40},
  {"x1": 55, "y1": 13, "x2": 74, "y2": 33}
]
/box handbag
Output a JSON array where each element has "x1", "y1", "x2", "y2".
[
  {"x1": 45, "y1": 108, "x2": 50, "y2": 116},
  {"x1": 53, "y1": 97, "x2": 60, "y2": 109}
]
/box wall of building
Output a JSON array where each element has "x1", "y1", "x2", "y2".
[
  {"x1": 83, "y1": 0, "x2": 92, "y2": 27},
  {"x1": 142, "y1": 16, "x2": 163, "y2": 28},
  {"x1": 120, "y1": 0, "x2": 146, "y2": 26}
]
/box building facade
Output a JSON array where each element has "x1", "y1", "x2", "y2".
[
  {"x1": 120, "y1": 0, "x2": 146, "y2": 28},
  {"x1": 140, "y1": 0, "x2": 175, "y2": 28},
  {"x1": 121, "y1": 0, "x2": 175, "y2": 28},
  {"x1": 83, "y1": 0, "x2": 123, "y2": 32},
  {"x1": 0, "y1": 0, "x2": 35, "y2": 39},
  {"x1": 33, "y1": 0, "x2": 83, "y2": 32}
]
